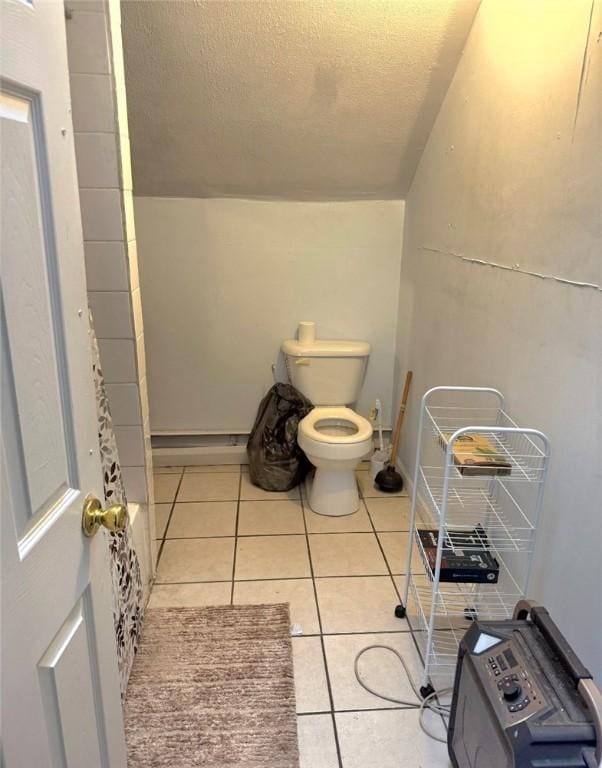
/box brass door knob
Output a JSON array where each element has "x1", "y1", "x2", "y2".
[{"x1": 82, "y1": 495, "x2": 128, "y2": 537}]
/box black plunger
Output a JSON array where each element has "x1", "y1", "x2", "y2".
[{"x1": 375, "y1": 371, "x2": 412, "y2": 493}]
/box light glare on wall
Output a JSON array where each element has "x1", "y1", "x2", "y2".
[{"x1": 479, "y1": 0, "x2": 591, "y2": 92}]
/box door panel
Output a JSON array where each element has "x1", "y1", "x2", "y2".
[
  {"x1": 38, "y1": 592, "x2": 107, "y2": 768},
  {"x1": 1, "y1": 1, "x2": 127, "y2": 765},
  {"x1": 1, "y1": 86, "x2": 76, "y2": 543}
]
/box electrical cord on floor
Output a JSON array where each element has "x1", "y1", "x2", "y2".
[{"x1": 354, "y1": 645, "x2": 452, "y2": 744}]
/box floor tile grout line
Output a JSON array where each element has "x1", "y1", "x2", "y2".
[
  {"x1": 184, "y1": 469, "x2": 241, "y2": 475},
  {"x1": 161, "y1": 499, "x2": 243, "y2": 506},
  {"x1": 155, "y1": 471, "x2": 185, "y2": 568},
  {"x1": 155, "y1": 477, "x2": 183, "y2": 548},
  {"x1": 156, "y1": 517, "x2": 406, "y2": 536},
  {"x1": 162, "y1": 495, "x2": 302, "y2": 505},
  {"x1": 363, "y1": 496, "x2": 407, "y2": 610},
  {"x1": 361, "y1": 489, "x2": 439, "y2": 701},
  {"x1": 334, "y1": 477, "x2": 415, "y2": 752},
  {"x1": 306, "y1": 628, "x2": 415, "y2": 637},
  {"x1": 298, "y1": 705, "x2": 420, "y2": 717},
  {"x1": 160, "y1": 530, "x2": 410, "y2": 540},
  {"x1": 182, "y1": 466, "x2": 243, "y2": 474},
  {"x1": 300, "y1": 483, "x2": 345, "y2": 768},
  {"x1": 141, "y1": 584, "x2": 417, "y2": 637},
  {"x1": 176, "y1": 498, "x2": 239, "y2": 503},
  {"x1": 230, "y1": 473, "x2": 243, "y2": 605},
  {"x1": 360, "y1": 493, "x2": 435, "y2": 686},
  {"x1": 154, "y1": 573, "x2": 412, "y2": 583}
]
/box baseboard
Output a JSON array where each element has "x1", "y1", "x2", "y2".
[
  {"x1": 153, "y1": 444, "x2": 248, "y2": 467},
  {"x1": 152, "y1": 428, "x2": 393, "y2": 468}
]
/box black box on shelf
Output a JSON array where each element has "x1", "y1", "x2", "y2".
[{"x1": 416, "y1": 527, "x2": 499, "y2": 584}]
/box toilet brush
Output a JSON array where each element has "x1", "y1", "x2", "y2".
[
  {"x1": 376, "y1": 399, "x2": 384, "y2": 453},
  {"x1": 375, "y1": 371, "x2": 412, "y2": 493},
  {"x1": 370, "y1": 399, "x2": 388, "y2": 480}
]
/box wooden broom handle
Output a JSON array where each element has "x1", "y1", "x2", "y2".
[{"x1": 390, "y1": 371, "x2": 413, "y2": 461}]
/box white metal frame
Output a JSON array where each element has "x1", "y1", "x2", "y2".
[{"x1": 401, "y1": 386, "x2": 550, "y2": 692}]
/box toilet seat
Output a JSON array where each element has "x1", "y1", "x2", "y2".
[
  {"x1": 300, "y1": 407, "x2": 372, "y2": 444},
  {"x1": 298, "y1": 406, "x2": 373, "y2": 516}
]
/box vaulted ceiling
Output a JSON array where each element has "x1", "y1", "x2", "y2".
[{"x1": 121, "y1": 0, "x2": 479, "y2": 200}]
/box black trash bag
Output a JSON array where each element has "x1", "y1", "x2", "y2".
[{"x1": 247, "y1": 383, "x2": 314, "y2": 492}]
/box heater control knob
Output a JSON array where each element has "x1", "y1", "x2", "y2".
[{"x1": 501, "y1": 680, "x2": 522, "y2": 701}]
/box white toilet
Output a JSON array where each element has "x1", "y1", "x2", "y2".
[{"x1": 282, "y1": 324, "x2": 373, "y2": 516}]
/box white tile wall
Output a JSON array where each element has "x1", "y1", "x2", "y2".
[
  {"x1": 120, "y1": 133, "x2": 133, "y2": 191},
  {"x1": 66, "y1": 1, "x2": 106, "y2": 11},
  {"x1": 79, "y1": 189, "x2": 124, "y2": 241},
  {"x1": 84, "y1": 241, "x2": 129, "y2": 291},
  {"x1": 131, "y1": 287, "x2": 143, "y2": 336},
  {"x1": 74, "y1": 132, "x2": 120, "y2": 188},
  {"x1": 138, "y1": 375, "x2": 150, "y2": 426},
  {"x1": 114, "y1": 76, "x2": 130, "y2": 139},
  {"x1": 135, "y1": 332, "x2": 147, "y2": 382},
  {"x1": 65, "y1": 8, "x2": 111, "y2": 75},
  {"x1": 143, "y1": 430, "x2": 152, "y2": 460},
  {"x1": 67, "y1": 0, "x2": 155, "y2": 553},
  {"x1": 123, "y1": 190, "x2": 136, "y2": 241},
  {"x1": 107, "y1": 0, "x2": 130, "y2": 137},
  {"x1": 105, "y1": 383, "x2": 142, "y2": 425},
  {"x1": 127, "y1": 240, "x2": 139, "y2": 290},
  {"x1": 70, "y1": 74, "x2": 115, "y2": 132},
  {"x1": 88, "y1": 291, "x2": 134, "y2": 338},
  {"x1": 129, "y1": 502, "x2": 152, "y2": 601},
  {"x1": 97, "y1": 339, "x2": 138, "y2": 383},
  {"x1": 121, "y1": 466, "x2": 148, "y2": 503},
  {"x1": 114, "y1": 426, "x2": 145, "y2": 466}
]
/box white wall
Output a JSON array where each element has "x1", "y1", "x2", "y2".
[
  {"x1": 395, "y1": 0, "x2": 601, "y2": 680},
  {"x1": 135, "y1": 197, "x2": 404, "y2": 433}
]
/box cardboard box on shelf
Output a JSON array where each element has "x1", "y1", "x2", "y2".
[{"x1": 439, "y1": 432, "x2": 512, "y2": 476}]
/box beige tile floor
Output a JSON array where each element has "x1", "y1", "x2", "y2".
[{"x1": 150, "y1": 463, "x2": 451, "y2": 768}]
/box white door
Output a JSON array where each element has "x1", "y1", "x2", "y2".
[{"x1": 1, "y1": 1, "x2": 127, "y2": 766}]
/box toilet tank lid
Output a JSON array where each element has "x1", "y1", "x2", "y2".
[{"x1": 282, "y1": 339, "x2": 370, "y2": 357}]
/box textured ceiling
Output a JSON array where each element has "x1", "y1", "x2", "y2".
[{"x1": 121, "y1": 0, "x2": 479, "y2": 200}]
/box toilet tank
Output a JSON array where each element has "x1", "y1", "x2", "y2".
[{"x1": 281, "y1": 337, "x2": 370, "y2": 405}]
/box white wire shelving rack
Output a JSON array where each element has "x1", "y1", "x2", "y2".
[{"x1": 397, "y1": 386, "x2": 550, "y2": 696}]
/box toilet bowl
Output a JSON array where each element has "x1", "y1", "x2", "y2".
[
  {"x1": 298, "y1": 407, "x2": 373, "y2": 516},
  {"x1": 282, "y1": 324, "x2": 372, "y2": 517}
]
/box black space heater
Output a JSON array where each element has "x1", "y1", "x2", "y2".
[{"x1": 448, "y1": 600, "x2": 602, "y2": 768}]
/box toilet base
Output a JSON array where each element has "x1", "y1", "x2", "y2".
[{"x1": 308, "y1": 468, "x2": 359, "y2": 517}]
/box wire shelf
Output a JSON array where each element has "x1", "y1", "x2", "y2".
[
  {"x1": 416, "y1": 466, "x2": 537, "y2": 552},
  {"x1": 413, "y1": 532, "x2": 524, "y2": 600},
  {"x1": 406, "y1": 571, "x2": 521, "y2": 689},
  {"x1": 425, "y1": 405, "x2": 548, "y2": 484},
  {"x1": 399, "y1": 386, "x2": 550, "y2": 692},
  {"x1": 407, "y1": 580, "x2": 475, "y2": 688}
]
